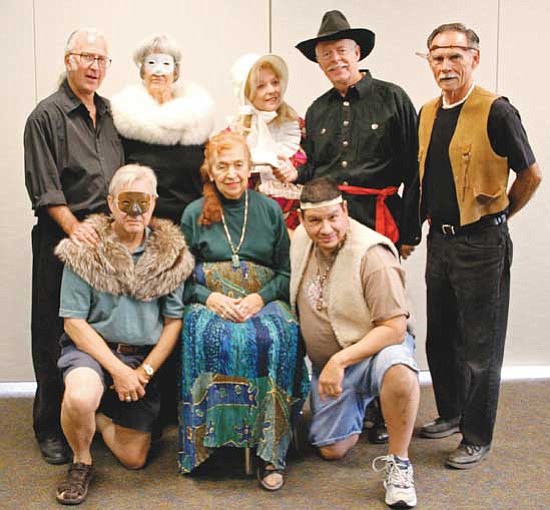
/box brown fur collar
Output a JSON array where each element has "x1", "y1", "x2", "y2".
[{"x1": 55, "y1": 214, "x2": 194, "y2": 301}]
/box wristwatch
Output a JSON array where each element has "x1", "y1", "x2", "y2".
[{"x1": 142, "y1": 363, "x2": 154, "y2": 377}]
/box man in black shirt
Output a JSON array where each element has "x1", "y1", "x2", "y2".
[
  {"x1": 415, "y1": 23, "x2": 541, "y2": 469},
  {"x1": 24, "y1": 28, "x2": 124, "y2": 464},
  {"x1": 277, "y1": 10, "x2": 421, "y2": 253}
]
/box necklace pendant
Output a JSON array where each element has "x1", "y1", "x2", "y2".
[
  {"x1": 232, "y1": 254, "x2": 240, "y2": 268},
  {"x1": 316, "y1": 301, "x2": 324, "y2": 312}
]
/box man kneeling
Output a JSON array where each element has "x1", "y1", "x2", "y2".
[
  {"x1": 54, "y1": 165, "x2": 194, "y2": 505},
  {"x1": 290, "y1": 178, "x2": 419, "y2": 508}
]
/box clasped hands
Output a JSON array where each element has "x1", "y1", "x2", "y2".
[
  {"x1": 111, "y1": 363, "x2": 151, "y2": 403},
  {"x1": 206, "y1": 292, "x2": 264, "y2": 323}
]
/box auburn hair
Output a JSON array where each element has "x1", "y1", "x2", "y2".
[{"x1": 198, "y1": 131, "x2": 252, "y2": 225}]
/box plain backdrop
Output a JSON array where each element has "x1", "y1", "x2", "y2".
[{"x1": 2, "y1": 0, "x2": 548, "y2": 382}]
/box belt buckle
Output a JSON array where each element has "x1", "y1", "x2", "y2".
[
  {"x1": 441, "y1": 224, "x2": 455, "y2": 236},
  {"x1": 115, "y1": 343, "x2": 125, "y2": 354}
]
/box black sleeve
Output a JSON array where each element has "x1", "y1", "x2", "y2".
[
  {"x1": 488, "y1": 97, "x2": 536, "y2": 173},
  {"x1": 296, "y1": 105, "x2": 317, "y2": 184},
  {"x1": 394, "y1": 88, "x2": 421, "y2": 245},
  {"x1": 24, "y1": 112, "x2": 66, "y2": 210}
]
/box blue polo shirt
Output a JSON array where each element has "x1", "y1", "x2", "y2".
[{"x1": 59, "y1": 237, "x2": 184, "y2": 346}]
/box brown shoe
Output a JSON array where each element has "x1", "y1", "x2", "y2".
[
  {"x1": 56, "y1": 462, "x2": 93, "y2": 505},
  {"x1": 257, "y1": 459, "x2": 285, "y2": 491}
]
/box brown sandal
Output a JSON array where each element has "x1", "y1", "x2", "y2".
[
  {"x1": 56, "y1": 462, "x2": 93, "y2": 505},
  {"x1": 257, "y1": 459, "x2": 285, "y2": 491}
]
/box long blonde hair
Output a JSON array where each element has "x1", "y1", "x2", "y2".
[{"x1": 241, "y1": 59, "x2": 298, "y2": 130}]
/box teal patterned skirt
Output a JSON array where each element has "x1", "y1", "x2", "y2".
[{"x1": 178, "y1": 261, "x2": 310, "y2": 473}]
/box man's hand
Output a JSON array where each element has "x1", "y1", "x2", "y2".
[
  {"x1": 318, "y1": 354, "x2": 346, "y2": 401},
  {"x1": 69, "y1": 221, "x2": 99, "y2": 246},
  {"x1": 400, "y1": 244, "x2": 416, "y2": 260},
  {"x1": 111, "y1": 364, "x2": 146, "y2": 402},
  {"x1": 272, "y1": 155, "x2": 298, "y2": 183},
  {"x1": 134, "y1": 365, "x2": 151, "y2": 386}
]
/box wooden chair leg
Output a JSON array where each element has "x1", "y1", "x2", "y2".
[{"x1": 244, "y1": 447, "x2": 253, "y2": 475}]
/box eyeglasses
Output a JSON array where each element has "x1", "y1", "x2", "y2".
[{"x1": 69, "y1": 52, "x2": 112, "y2": 68}]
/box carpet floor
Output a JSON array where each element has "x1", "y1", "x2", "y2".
[{"x1": 1, "y1": 381, "x2": 549, "y2": 509}]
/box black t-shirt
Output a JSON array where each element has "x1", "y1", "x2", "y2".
[{"x1": 422, "y1": 97, "x2": 536, "y2": 225}]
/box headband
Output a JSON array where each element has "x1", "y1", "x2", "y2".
[{"x1": 300, "y1": 196, "x2": 343, "y2": 210}]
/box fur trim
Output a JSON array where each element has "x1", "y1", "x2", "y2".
[
  {"x1": 111, "y1": 81, "x2": 214, "y2": 145},
  {"x1": 55, "y1": 215, "x2": 194, "y2": 301}
]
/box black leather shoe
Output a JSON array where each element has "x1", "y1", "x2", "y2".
[
  {"x1": 420, "y1": 416, "x2": 460, "y2": 439},
  {"x1": 39, "y1": 436, "x2": 71, "y2": 465},
  {"x1": 367, "y1": 425, "x2": 389, "y2": 444},
  {"x1": 364, "y1": 397, "x2": 389, "y2": 444}
]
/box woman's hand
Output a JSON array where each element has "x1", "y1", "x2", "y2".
[
  {"x1": 272, "y1": 155, "x2": 298, "y2": 183},
  {"x1": 206, "y1": 292, "x2": 243, "y2": 322},
  {"x1": 235, "y1": 293, "x2": 264, "y2": 322}
]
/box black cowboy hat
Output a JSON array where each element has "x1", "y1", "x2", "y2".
[{"x1": 296, "y1": 10, "x2": 375, "y2": 62}]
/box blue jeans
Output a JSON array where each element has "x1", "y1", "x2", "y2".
[
  {"x1": 425, "y1": 222, "x2": 512, "y2": 446},
  {"x1": 309, "y1": 333, "x2": 418, "y2": 447}
]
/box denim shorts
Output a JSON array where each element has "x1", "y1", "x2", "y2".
[
  {"x1": 58, "y1": 334, "x2": 160, "y2": 433},
  {"x1": 309, "y1": 333, "x2": 418, "y2": 447}
]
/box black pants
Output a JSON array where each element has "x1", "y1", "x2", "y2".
[
  {"x1": 425, "y1": 222, "x2": 512, "y2": 446},
  {"x1": 31, "y1": 215, "x2": 66, "y2": 441}
]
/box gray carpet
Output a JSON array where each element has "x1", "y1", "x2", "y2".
[{"x1": 1, "y1": 381, "x2": 549, "y2": 509}]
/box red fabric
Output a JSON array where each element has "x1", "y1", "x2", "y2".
[
  {"x1": 273, "y1": 197, "x2": 301, "y2": 230},
  {"x1": 338, "y1": 184, "x2": 399, "y2": 243}
]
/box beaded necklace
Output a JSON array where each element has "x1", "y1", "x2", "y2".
[
  {"x1": 314, "y1": 246, "x2": 338, "y2": 311},
  {"x1": 221, "y1": 190, "x2": 249, "y2": 268}
]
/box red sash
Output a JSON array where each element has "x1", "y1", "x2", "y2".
[{"x1": 338, "y1": 184, "x2": 399, "y2": 243}]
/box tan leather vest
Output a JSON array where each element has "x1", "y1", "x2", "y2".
[
  {"x1": 290, "y1": 218, "x2": 397, "y2": 349},
  {"x1": 418, "y1": 86, "x2": 509, "y2": 226}
]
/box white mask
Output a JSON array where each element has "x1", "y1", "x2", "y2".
[{"x1": 143, "y1": 53, "x2": 175, "y2": 75}]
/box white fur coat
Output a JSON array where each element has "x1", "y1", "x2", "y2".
[{"x1": 111, "y1": 81, "x2": 214, "y2": 146}]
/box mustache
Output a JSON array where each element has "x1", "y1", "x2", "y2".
[
  {"x1": 327, "y1": 63, "x2": 347, "y2": 72},
  {"x1": 439, "y1": 73, "x2": 458, "y2": 80}
]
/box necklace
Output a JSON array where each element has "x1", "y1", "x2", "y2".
[
  {"x1": 221, "y1": 190, "x2": 249, "y2": 268},
  {"x1": 314, "y1": 247, "x2": 338, "y2": 311}
]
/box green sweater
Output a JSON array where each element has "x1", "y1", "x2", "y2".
[{"x1": 181, "y1": 190, "x2": 290, "y2": 305}]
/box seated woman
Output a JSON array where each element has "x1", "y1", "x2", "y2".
[
  {"x1": 229, "y1": 53, "x2": 306, "y2": 232},
  {"x1": 54, "y1": 165, "x2": 194, "y2": 505},
  {"x1": 178, "y1": 131, "x2": 309, "y2": 491}
]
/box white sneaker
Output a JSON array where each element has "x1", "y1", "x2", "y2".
[{"x1": 372, "y1": 454, "x2": 417, "y2": 508}]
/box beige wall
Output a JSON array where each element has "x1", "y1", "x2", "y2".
[{"x1": 2, "y1": 0, "x2": 548, "y2": 381}]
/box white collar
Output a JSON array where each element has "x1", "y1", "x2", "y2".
[{"x1": 441, "y1": 81, "x2": 476, "y2": 109}]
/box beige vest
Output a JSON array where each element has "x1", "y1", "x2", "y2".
[
  {"x1": 290, "y1": 218, "x2": 398, "y2": 349},
  {"x1": 418, "y1": 85, "x2": 510, "y2": 226}
]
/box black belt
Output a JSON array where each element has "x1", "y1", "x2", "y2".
[
  {"x1": 107, "y1": 342, "x2": 151, "y2": 355},
  {"x1": 431, "y1": 213, "x2": 507, "y2": 237}
]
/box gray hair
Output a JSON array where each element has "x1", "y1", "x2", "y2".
[
  {"x1": 59, "y1": 28, "x2": 107, "y2": 88},
  {"x1": 108, "y1": 164, "x2": 158, "y2": 197},
  {"x1": 65, "y1": 28, "x2": 107, "y2": 55},
  {"x1": 427, "y1": 23, "x2": 480, "y2": 50},
  {"x1": 133, "y1": 33, "x2": 181, "y2": 66}
]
